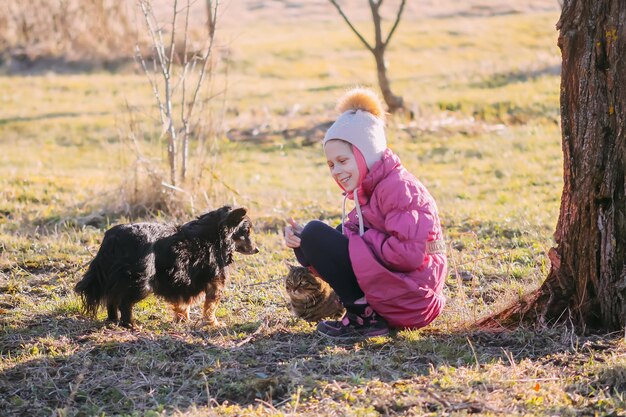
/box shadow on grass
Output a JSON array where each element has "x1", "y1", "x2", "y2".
[
  {"x1": 0, "y1": 310, "x2": 329, "y2": 415},
  {"x1": 1, "y1": 54, "x2": 132, "y2": 76},
  {"x1": 470, "y1": 65, "x2": 561, "y2": 89},
  {"x1": 2, "y1": 307, "x2": 624, "y2": 416},
  {"x1": 0, "y1": 111, "x2": 113, "y2": 127}
]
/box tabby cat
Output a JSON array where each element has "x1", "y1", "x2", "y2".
[{"x1": 284, "y1": 265, "x2": 345, "y2": 322}]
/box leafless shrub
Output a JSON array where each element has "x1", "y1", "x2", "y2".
[{"x1": 116, "y1": 0, "x2": 228, "y2": 218}]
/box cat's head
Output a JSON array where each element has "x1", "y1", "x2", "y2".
[{"x1": 284, "y1": 264, "x2": 324, "y2": 300}]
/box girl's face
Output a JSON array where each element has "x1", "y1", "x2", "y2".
[{"x1": 324, "y1": 140, "x2": 360, "y2": 192}]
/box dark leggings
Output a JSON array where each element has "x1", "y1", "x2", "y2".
[{"x1": 294, "y1": 220, "x2": 364, "y2": 304}]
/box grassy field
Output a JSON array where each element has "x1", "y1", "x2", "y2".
[{"x1": 2, "y1": 6, "x2": 626, "y2": 417}]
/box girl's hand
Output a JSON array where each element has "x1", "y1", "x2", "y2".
[{"x1": 283, "y1": 218, "x2": 303, "y2": 248}]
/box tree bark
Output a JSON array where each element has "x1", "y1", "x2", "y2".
[
  {"x1": 477, "y1": 0, "x2": 626, "y2": 332},
  {"x1": 369, "y1": 0, "x2": 404, "y2": 113},
  {"x1": 373, "y1": 48, "x2": 403, "y2": 113}
]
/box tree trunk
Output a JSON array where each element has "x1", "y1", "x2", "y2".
[
  {"x1": 329, "y1": 0, "x2": 406, "y2": 113},
  {"x1": 477, "y1": 0, "x2": 626, "y2": 332},
  {"x1": 373, "y1": 48, "x2": 404, "y2": 113},
  {"x1": 369, "y1": 0, "x2": 404, "y2": 113}
]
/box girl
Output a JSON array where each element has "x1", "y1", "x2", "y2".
[{"x1": 284, "y1": 88, "x2": 447, "y2": 340}]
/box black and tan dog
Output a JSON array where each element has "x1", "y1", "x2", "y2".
[{"x1": 75, "y1": 206, "x2": 258, "y2": 328}]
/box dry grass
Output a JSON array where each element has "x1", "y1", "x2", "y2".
[
  {"x1": 3, "y1": 3, "x2": 626, "y2": 416},
  {"x1": 2, "y1": 309, "x2": 625, "y2": 416},
  {"x1": 1, "y1": 0, "x2": 134, "y2": 71}
]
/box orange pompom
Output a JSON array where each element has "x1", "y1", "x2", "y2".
[{"x1": 336, "y1": 88, "x2": 385, "y2": 120}]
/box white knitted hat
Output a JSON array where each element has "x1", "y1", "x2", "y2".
[{"x1": 323, "y1": 88, "x2": 387, "y2": 169}]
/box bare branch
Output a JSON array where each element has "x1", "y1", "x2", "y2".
[
  {"x1": 206, "y1": 0, "x2": 216, "y2": 39},
  {"x1": 369, "y1": 0, "x2": 383, "y2": 50},
  {"x1": 180, "y1": 0, "x2": 219, "y2": 180},
  {"x1": 140, "y1": 0, "x2": 177, "y2": 184},
  {"x1": 328, "y1": 0, "x2": 374, "y2": 53},
  {"x1": 166, "y1": 0, "x2": 179, "y2": 76},
  {"x1": 181, "y1": 0, "x2": 191, "y2": 68},
  {"x1": 134, "y1": 45, "x2": 167, "y2": 127},
  {"x1": 180, "y1": 0, "x2": 192, "y2": 120},
  {"x1": 123, "y1": 100, "x2": 147, "y2": 160},
  {"x1": 186, "y1": 0, "x2": 218, "y2": 123},
  {"x1": 139, "y1": 1, "x2": 167, "y2": 76},
  {"x1": 384, "y1": 0, "x2": 406, "y2": 47},
  {"x1": 180, "y1": 0, "x2": 192, "y2": 180}
]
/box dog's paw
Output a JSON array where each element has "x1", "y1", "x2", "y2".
[
  {"x1": 105, "y1": 319, "x2": 138, "y2": 330},
  {"x1": 125, "y1": 322, "x2": 139, "y2": 329},
  {"x1": 172, "y1": 305, "x2": 191, "y2": 322},
  {"x1": 172, "y1": 315, "x2": 190, "y2": 323},
  {"x1": 105, "y1": 319, "x2": 120, "y2": 327},
  {"x1": 204, "y1": 318, "x2": 225, "y2": 327}
]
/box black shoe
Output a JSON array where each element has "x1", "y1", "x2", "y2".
[{"x1": 317, "y1": 304, "x2": 389, "y2": 340}]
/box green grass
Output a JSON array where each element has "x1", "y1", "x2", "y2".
[{"x1": 2, "y1": 7, "x2": 626, "y2": 417}]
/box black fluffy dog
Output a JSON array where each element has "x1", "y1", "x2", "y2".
[{"x1": 75, "y1": 206, "x2": 258, "y2": 328}]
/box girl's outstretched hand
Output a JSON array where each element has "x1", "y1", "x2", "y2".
[{"x1": 284, "y1": 218, "x2": 303, "y2": 248}]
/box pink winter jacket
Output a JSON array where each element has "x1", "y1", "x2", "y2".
[{"x1": 343, "y1": 148, "x2": 447, "y2": 328}]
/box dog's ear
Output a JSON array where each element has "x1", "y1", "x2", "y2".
[{"x1": 222, "y1": 207, "x2": 248, "y2": 230}]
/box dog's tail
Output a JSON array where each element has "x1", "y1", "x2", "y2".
[{"x1": 74, "y1": 258, "x2": 106, "y2": 317}]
